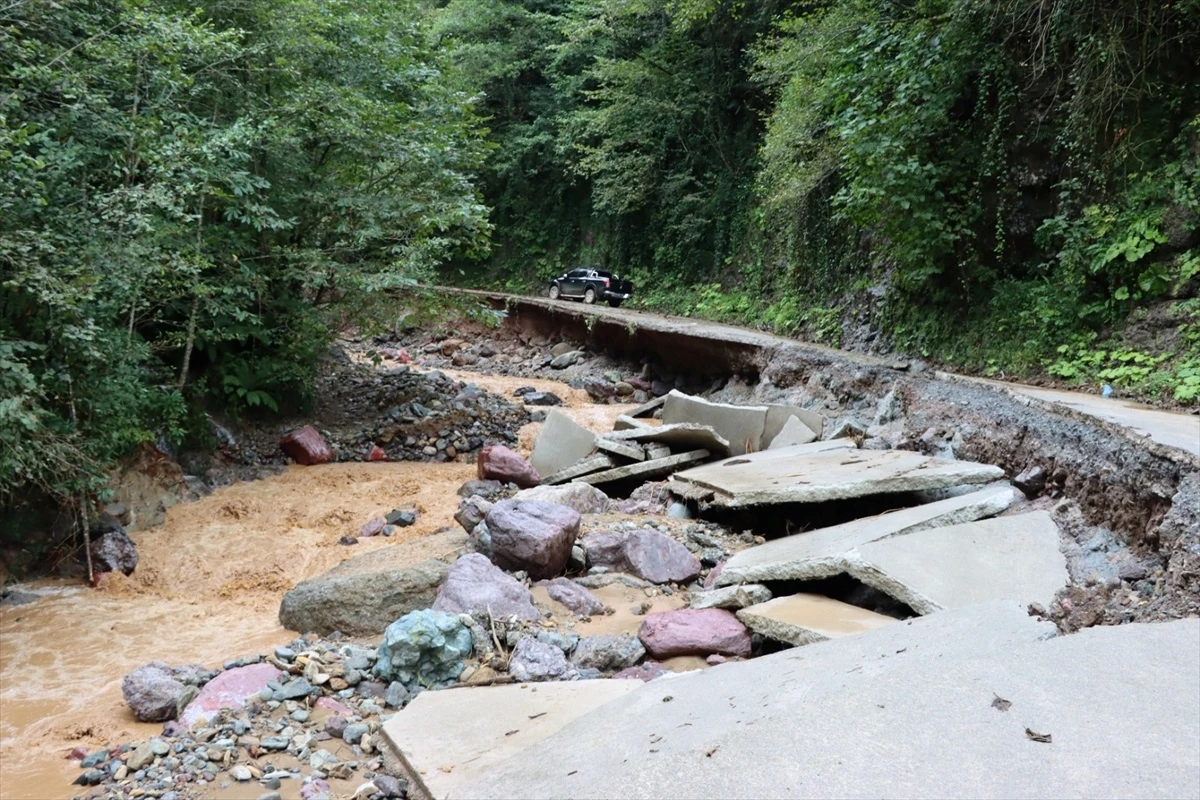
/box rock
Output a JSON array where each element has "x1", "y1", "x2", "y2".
[
  {"x1": 827, "y1": 418, "x2": 867, "y2": 440},
  {"x1": 512, "y1": 483, "x2": 610, "y2": 515},
  {"x1": 275, "y1": 676, "x2": 315, "y2": 700},
  {"x1": 485, "y1": 499, "x2": 580, "y2": 579},
  {"x1": 582, "y1": 376, "x2": 616, "y2": 401},
  {"x1": 360, "y1": 518, "x2": 385, "y2": 537},
  {"x1": 570, "y1": 635, "x2": 646, "y2": 672},
  {"x1": 455, "y1": 496, "x2": 493, "y2": 534},
  {"x1": 385, "y1": 508, "x2": 418, "y2": 527},
  {"x1": 468, "y1": 520, "x2": 493, "y2": 559},
  {"x1": 1013, "y1": 465, "x2": 1048, "y2": 498},
  {"x1": 343, "y1": 723, "x2": 370, "y2": 744},
  {"x1": 523, "y1": 392, "x2": 563, "y2": 406},
  {"x1": 279, "y1": 553, "x2": 449, "y2": 636},
  {"x1": 432, "y1": 553, "x2": 540, "y2": 621},
  {"x1": 667, "y1": 502, "x2": 693, "y2": 519},
  {"x1": 374, "y1": 609, "x2": 473, "y2": 689},
  {"x1": 581, "y1": 531, "x2": 628, "y2": 570},
  {"x1": 704, "y1": 561, "x2": 725, "y2": 588},
  {"x1": 368, "y1": 445, "x2": 388, "y2": 462},
  {"x1": 615, "y1": 382, "x2": 634, "y2": 396},
  {"x1": 373, "y1": 775, "x2": 406, "y2": 798},
  {"x1": 325, "y1": 715, "x2": 348, "y2": 738},
  {"x1": 339, "y1": 535, "x2": 359, "y2": 545},
  {"x1": 550, "y1": 350, "x2": 584, "y2": 369},
  {"x1": 611, "y1": 661, "x2": 668, "y2": 681},
  {"x1": 458, "y1": 479, "x2": 506, "y2": 500},
  {"x1": 508, "y1": 636, "x2": 570, "y2": 682},
  {"x1": 126, "y1": 743, "x2": 154, "y2": 770},
  {"x1": 386, "y1": 681, "x2": 410, "y2": 709},
  {"x1": 542, "y1": 578, "x2": 608, "y2": 616},
  {"x1": 874, "y1": 389, "x2": 905, "y2": 425},
  {"x1": 280, "y1": 426, "x2": 335, "y2": 465},
  {"x1": 230, "y1": 764, "x2": 253, "y2": 782},
  {"x1": 550, "y1": 343, "x2": 576, "y2": 358},
  {"x1": 178, "y1": 663, "x2": 281, "y2": 727},
  {"x1": 90, "y1": 529, "x2": 139, "y2": 575},
  {"x1": 452, "y1": 351, "x2": 480, "y2": 367},
  {"x1": 513, "y1": 386, "x2": 536, "y2": 397},
  {"x1": 122, "y1": 663, "x2": 193, "y2": 722},
  {"x1": 637, "y1": 609, "x2": 752, "y2": 659},
  {"x1": 440, "y1": 338, "x2": 466, "y2": 356},
  {"x1": 623, "y1": 529, "x2": 702, "y2": 584},
  {"x1": 477, "y1": 445, "x2": 541, "y2": 489}
]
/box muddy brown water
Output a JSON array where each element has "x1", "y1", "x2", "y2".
[{"x1": 0, "y1": 370, "x2": 635, "y2": 799}]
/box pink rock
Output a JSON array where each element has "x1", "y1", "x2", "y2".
[
  {"x1": 368, "y1": 445, "x2": 388, "y2": 462},
  {"x1": 315, "y1": 697, "x2": 354, "y2": 717},
  {"x1": 706, "y1": 654, "x2": 728, "y2": 665},
  {"x1": 485, "y1": 499, "x2": 579, "y2": 579},
  {"x1": 638, "y1": 609, "x2": 751, "y2": 659},
  {"x1": 476, "y1": 445, "x2": 540, "y2": 489},
  {"x1": 280, "y1": 426, "x2": 334, "y2": 466},
  {"x1": 612, "y1": 661, "x2": 668, "y2": 681},
  {"x1": 623, "y1": 529, "x2": 701, "y2": 584},
  {"x1": 704, "y1": 561, "x2": 725, "y2": 588},
  {"x1": 360, "y1": 518, "x2": 385, "y2": 537},
  {"x1": 178, "y1": 663, "x2": 281, "y2": 728}
]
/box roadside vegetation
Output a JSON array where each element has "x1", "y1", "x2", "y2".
[{"x1": 3, "y1": 0, "x2": 1197, "y2": 519}]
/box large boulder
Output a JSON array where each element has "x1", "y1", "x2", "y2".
[
  {"x1": 278, "y1": 529, "x2": 464, "y2": 635},
  {"x1": 570, "y1": 635, "x2": 646, "y2": 672},
  {"x1": 581, "y1": 529, "x2": 700, "y2": 585},
  {"x1": 507, "y1": 636, "x2": 570, "y2": 682},
  {"x1": 90, "y1": 530, "x2": 138, "y2": 576},
  {"x1": 513, "y1": 484, "x2": 611, "y2": 515},
  {"x1": 375, "y1": 609, "x2": 473, "y2": 690},
  {"x1": 477, "y1": 445, "x2": 540, "y2": 489},
  {"x1": 637, "y1": 609, "x2": 751, "y2": 659},
  {"x1": 432, "y1": 553, "x2": 540, "y2": 621},
  {"x1": 486, "y1": 499, "x2": 580, "y2": 579},
  {"x1": 542, "y1": 578, "x2": 608, "y2": 616},
  {"x1": 280, "y1": 425, "x2": 334, "y2": 465},
  {"x1": 178, "y1": 663, "x2": 282, "y2": 728},
  {"x1": 122, "y1": 662, "x2": 203, "y2": 722}
]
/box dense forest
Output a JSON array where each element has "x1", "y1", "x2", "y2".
[{"x1": 3, "y1": 0, "x2": 1198, "y2": 512}]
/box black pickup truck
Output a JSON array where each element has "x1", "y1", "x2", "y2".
[{"x1": 547, "y1": 268, "x2": 633, "y2": 307}]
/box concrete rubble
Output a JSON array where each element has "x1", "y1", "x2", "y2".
[{"x1": 736, "y1": 593, "x2": 897, "y2": 646}]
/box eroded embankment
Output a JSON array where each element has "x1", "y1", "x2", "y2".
[{"x1": 487, "y1": 294, "x2": 1200, "y2": 630}]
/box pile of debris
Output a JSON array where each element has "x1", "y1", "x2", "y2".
[{"x1": 530, "y1": 389, "x2": 828, "y2": 490}]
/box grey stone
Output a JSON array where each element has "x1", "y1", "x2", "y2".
[
  {"x1": 432, "y1": 553, "x2": 540, "y2": 621},
  {"x1": 530, "y1": 411, "x2": 597, "y2": 479},
  {"x1": 536, "y1": 630, "x2": 579, "y2": 655},
  {"x1": 122, "y1": 663, "x2": 191, "y2": 722},
  {"x1": 828, "y1": 418, "x2": 867, "y2": 440},
  {"x1": 275, "y1": 677, "x2": 314, "y2": 700},
  {"x1": 374, "y1": 609, "x2": 473, "y2": 689},
  {"x1": 386, "y1": 681, "x2": 410, "y2": 709},
  {"x1": 572, "y1": 449, "x2": 711, "y2": 486},
  {"x1": 230, "y1": 764, "x2": 253, "y2": 782},
  {"x1": 717, "y1": 485, "x2": 1019, "y2": 585},
  {"x1": 513, "y1": 483, "x2": 611, "y2": 514},
  {"x1": 569, "y1": 635, "x2": 646, "y2": 672},
  {"x1": 1013, "y1": 465, "x2": 1048, "y2": 498},
  {"x1": 688, "y1": 584, "x2": 772, "y2": 610},
  {"x1": 550, "y1": 342, "x2": 575, "y2": 358},
  {"x1": 469, "y1": 521, "x2": 492, "y2": 559},
  {"x1": 542, "y1": 577, "x2": 608, "y2": 616},
  {"x1": 661, "y1": 390, "x2": 766, "y2": 456},
  {"x1": 373, "y1": 774, "x2": 406, "y2": 798},
  {"x1": 843, "y1": 512, "x2": 1069, "y2": 615},
  {"x1": 455, "y1": 496, "x2": 493, "y2": 534},
  {"x1": 342, "y1": 723, "x2": 370, "y2": 744},
  {"x1": 278, "y1": 549, "x2": 451, "y2": 636},
  {"x1": 523, "y1": 391, "x2": 564, "y2": 407},
  {"x1": 508, "y1": 636, "x2": 570, "y2": 682},
  {"x1": 550, "y1": 350, "x2": 585, "y2": 369},
  {"x1": 628, "y1": 395, "x2": 667, "y2": 418},
  {"x1": 767, "y1": 415, "x2": 817, "y2": 449},
  {"x1": 666, "y1": 502, "x2": 693, "y2": 519},
  {"x1": 671, "y1": 446, "x2": 1005, "y2": 509},
  {"x1": 274, "y1": 646, "x2": 296, "y2": 662},
  {"x1": 874, "y1": 389, "x2": 905, "y2": 425},
  {"x1": 485, "y1": 499, "x2": 581, "y2": 579},
  {"x1": 451, "y1": 606, "x2": 1200, "y2": 800}
]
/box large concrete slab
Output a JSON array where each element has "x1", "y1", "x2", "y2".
[
  {"x1": 662, "y1": 390, "x2": 766, "y2": 456},
  {"x1": 449, "y1": 605, "x2": 1200, "y2": 800},
  {"x1": 610, "y1": 422, "x2": 731, "y2": 456},
  {"x1": 628, "y1": 395, "x2": 667, "y2": 418},
  {"x1": 382, "y1": 680, "x2": 642, "y2": 800},
  {"x1": 531, "y1": 410, "x2": 596, "y2": 478},
  {"x1": 573, "y1": 449, "x2": 711, "y2": 486},
  {"x1": 845, "y1": 511, "x2": 1068, "y2": 614},
  {"x1": 766, "y1": 415, "x2": 817, "y2": 449},
  {"x1": 762, "y1": 404, "x2": 825, "y2": 442},
  {"x1": 736, "y1": 593, "x2": 897, "y2": 646},
  {"x1": 670, "y1": 446, "x2": 1005, "y2": 508},
  {"x1": 716, "y1": 485, "x2": 1019, "y2": 586}
]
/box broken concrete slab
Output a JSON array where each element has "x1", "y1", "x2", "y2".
[
  {"x1": 736, "y1": 593, "x2": 897, "y2": 647},
  {"x1": 661, "y1": 390, "x2": 766, "y2": 456},
  {"x1": 382, "y1": 680, "x2": 642, "y2": 800},
  {"x1": 628, "y1": 395, "x2": 667, "y2": 418},
  {"x1": 573, "y1": 449, "x2": 711, "y2": 486},
  {"x1": 716, "y1": 485, "x2": 1019, "y2": 586},
  {"x1": 595, "y1": 438, "x2": 646, "y2": 462},
  {"x1": 614, "y1": 414, "x2": 653, "y2": 431},
  {"x1": 609, "y1": 422, "x2": 731, "y2": 455},
  {"x1": 767, "y1": 415, "x2": 817, "y2": 449},
  {"x1": 541, "y1": 454, "x2": 614, "y2": 486},
  {"x1": 688, "y1": 584, "x2": 772, "y2": 610},
  {"x1": 763, "y1": 404, "x2": 825, "y2": 442},
  {"x1": 844, "y1": 511, "x2": 1068, "y2": 614},
  {"x1": 449, "y1": 605, "x2": 1200, "y2": 800},
  {"x1": 530, "y1": 410, "x2": 596, "y2": 479},
  {"x1": 670, "y1": 446, "x2": 1005, "y2": 508},
  {"x1": 644, "y1": 443, "x2": 671, "y2": 460}
]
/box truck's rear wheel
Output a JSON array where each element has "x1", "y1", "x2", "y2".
[
  {"x1": 548, "y1": 283, "x2": 560, "y2": 300},
  {"x1": 584, "y1": 287, "x2": 596, "y2": 304},
  {"x1": 607, "y1": 298, "x2": 623, "y2": 308}
]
